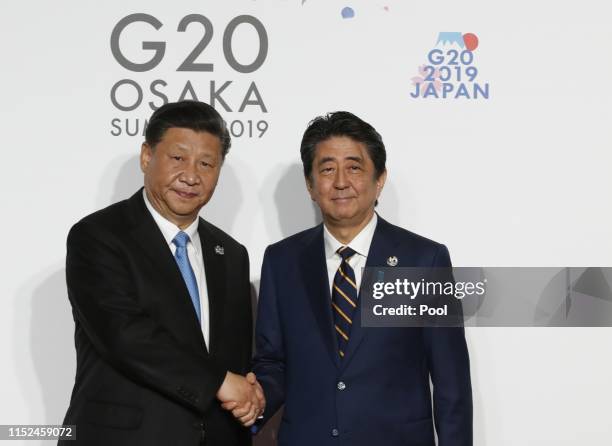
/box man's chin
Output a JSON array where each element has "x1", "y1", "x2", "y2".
[
  {"x1": 168, "y1": 203, "x2": 202, "y2": 220},
  {"x1": 325, "y1": 211, "x2": 358, "y2": 224},
  {"x1": 333, "y1": 203, "x2": 359, "y2": 217},
  {"x1": 325, "y1": 209, "x2": 376, "y2": 227}
]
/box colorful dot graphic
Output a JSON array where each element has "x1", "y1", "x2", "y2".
[
  {"x1": 463, "y1": 33, "x2": 479, "y2": 51},
  {"x1": 341, "y1": 7, "x2": 355, "y2": 19}
]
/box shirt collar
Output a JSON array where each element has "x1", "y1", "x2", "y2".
[
  {"x1": 143, "y1": 189, "x2": 200, "y2": 248},
  {"x1": 324, "y1": 213, "x2": 378, "y2": 260}
]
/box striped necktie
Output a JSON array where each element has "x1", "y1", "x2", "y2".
[{"x1": 332, "y1": 246, "x2": 358, "y2": 358}]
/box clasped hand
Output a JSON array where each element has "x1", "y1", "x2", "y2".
[{"x1": 216, "y1": 371, "x2": 265, "y2": 426}]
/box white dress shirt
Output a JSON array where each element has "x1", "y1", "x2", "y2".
[
  {"x1": 143, "y1": 190, "x2": 210, "y2": 347},
  {"x1": 324, "y1": 213, "x2": 378, "y2": 295}
]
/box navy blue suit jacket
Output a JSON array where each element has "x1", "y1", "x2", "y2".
[{"x1": 253, "y1": 216, "x2": 472, "y2": 446}]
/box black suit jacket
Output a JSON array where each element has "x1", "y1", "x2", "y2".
[{"x1": 60, "y1": 190, "x2": 252, "y2": 446}]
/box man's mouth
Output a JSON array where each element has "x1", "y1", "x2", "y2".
[{"x1": 174, "y1": 190, "x2": 198, "y2": 199}]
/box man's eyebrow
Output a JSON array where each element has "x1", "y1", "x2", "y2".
[
  {"x1": 317, "y1": 155, "x2": 363, "y2": 165},
  {"x1": 345, "y1": 156, "x2": 363, "y2": 163},
  {"x1": 317, "y1": 156, "x2": 336, "y2": 165},
  {"x1": 172, "y1": 145, "x2": 215, "y2": 157}
]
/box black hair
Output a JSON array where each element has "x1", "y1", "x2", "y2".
[
  {"x1": 145, "y1": 100, "x2": 231, "y2": 158},
  {"x1": 300, "y1": 111, "x2": 386, "y2": 179}
]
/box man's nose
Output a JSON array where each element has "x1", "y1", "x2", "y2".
[
  {"x1": 333, "y1": 169, "x2": 348, "y2": 189},
  {"x1": 180, "y1": 162, "x2": 200, "y2": 185}
]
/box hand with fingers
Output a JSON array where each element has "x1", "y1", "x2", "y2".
[{"x1": 217, "y1": 371, "x2": 266, "y2": 426}]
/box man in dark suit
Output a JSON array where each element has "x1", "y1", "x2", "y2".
[
  {"x1": 61, "y1": 101, "x2": 263, "y2": 446},
  {"x1": 252, "y1": 112, "x2": 472, "y2": 445}
]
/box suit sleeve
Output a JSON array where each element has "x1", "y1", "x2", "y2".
[
  {"x1": 239, "y1": 243, "x2": 253, "y2": 375},
  {"x1": 423, "y1": 244, "x2": 473, "y2": 446},
  {"x1": 252, "y1": 246, "x2": 286, "y2": 424},
  {"x1": 66, "y1": 220, "x2": 227, "y2": 415}
]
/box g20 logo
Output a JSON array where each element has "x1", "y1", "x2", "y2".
[
  {"x1": 110, "y1": 13, "x2": 268, "y2": 73},
  {"x1": 109, "y1": 13, "x2": 269, "y2": 138},
  {"x1": 411, "y1": 32, "x2": 489, "y2": 100}
]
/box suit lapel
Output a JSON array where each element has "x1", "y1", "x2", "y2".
[
  {"x1": 299, "y1": 225, "x2": 341, "y2": 368},
  {"x1": 197, "y1": 220, "x2": 226, "y2": 357},
  {"x1": 127, "y1": 190, "x2": 207, "y2": 352},
  {"x1": 340, "y1": 216, "x2": 392, "y2": 370}
]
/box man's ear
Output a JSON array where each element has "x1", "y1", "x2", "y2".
[
  {"x1": 375, "y1": 169, "x2": 387, "y2": 198},
  {"x1": 305, "y1": 176, "x2": 315, "y2": 201},
  {"x1": 140, "y1": 143, "x2": 153, "y2": 173}
]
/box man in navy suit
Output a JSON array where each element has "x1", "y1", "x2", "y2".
[{"x1": 252, "y1": 112, "x2": 472, "y2": 445}]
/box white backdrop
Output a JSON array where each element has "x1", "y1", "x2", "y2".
[{"x1": 2, "y1": 1, "x2": 611, "y2": 444}]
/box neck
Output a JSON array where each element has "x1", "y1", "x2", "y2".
[
  {"x1": 175, "y1": 219, "x2": 195, "y2": 230},
  {"x1": 325, "y1": 211, "x2": 374, "y2": 245}
]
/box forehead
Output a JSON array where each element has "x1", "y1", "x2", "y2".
[
  {"x1": 158, "y1": 127, "x2": 222, "y2": 153},
  {"x1": 314, "y1": 136, "x2": 371, "y2": 162}
]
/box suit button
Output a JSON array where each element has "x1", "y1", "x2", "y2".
[
  {"x1": 337, "y1": 381, "x2": 346, "y2": 391},
  {"x1": 192, "y1": 421, "x2": 203, "y2": 430},
  {"x1": 331, "y1": 428, "x2": 339, "y2": 437}
]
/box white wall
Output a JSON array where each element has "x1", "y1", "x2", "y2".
[{"x1": 1, "y1": 1, "x2": 611, "y2": 444}]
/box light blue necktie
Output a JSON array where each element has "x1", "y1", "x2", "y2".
[{"x1": 172, "y1": 231, "x2": 201, "y2": 323}]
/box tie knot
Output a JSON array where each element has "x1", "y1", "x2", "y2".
[
  {"x1": 337, "y1": 246, "x2": 357, "y2": 261},
  {"x1": 172, "y1": 231, "x2": 190, "y2": 248}
]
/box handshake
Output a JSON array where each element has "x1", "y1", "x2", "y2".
[{"x1": 216, "y1": 371, "x2": 266, "y2": 427}]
